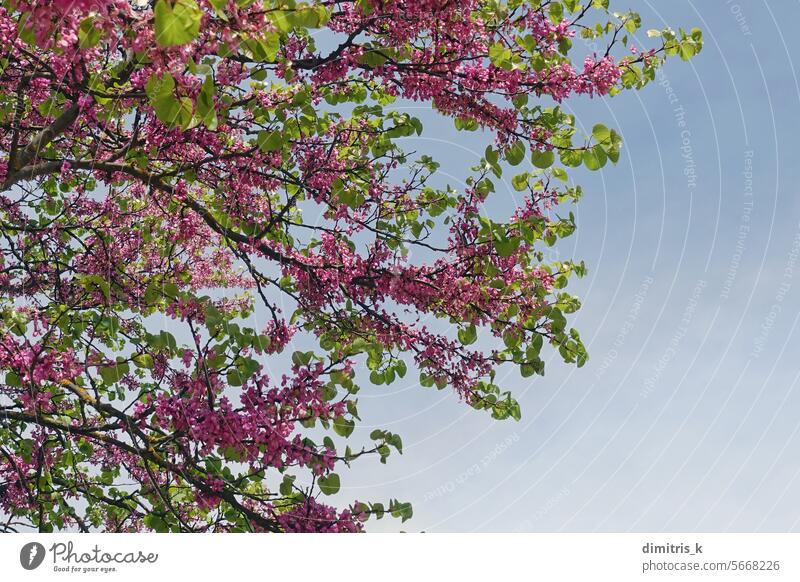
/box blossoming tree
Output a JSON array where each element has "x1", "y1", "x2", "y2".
[{"x1": 0, "y1": 0, "x2": 700, "y2": 532}]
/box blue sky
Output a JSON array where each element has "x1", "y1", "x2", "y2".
[{"x1": 333, "y1": 0, "x2": 800, "y2": 532}]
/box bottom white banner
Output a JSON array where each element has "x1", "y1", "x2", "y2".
[{"x1": 0, "y1": 533, "x2": 797, "y2": 581}]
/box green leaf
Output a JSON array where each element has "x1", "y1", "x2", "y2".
[
  {"x1": 20, "y1": 439, "x2": 34, "y2": 463},
  {"x1": 291, "y1": 350, "x2": 313, "y2": 366},
  {"x1": 512, "y1": 173, "x2": 528, "y2": 192},
  {"x1": 387, "y1": 433, "x2": 403, "y2": 454},
  {"x1": 242, "y1": 32, "x2": 280, "y2": 62},
  {"x1": 560, "y1": 149, "x2": 583, "y2": 167},
  {"x1": 145, "y1": 72, "x2": 193, "y2": 129},
  {"x1": 333, "y1": 416, "x2": 355, "y2": 438},
  {"x1": 257, "y1": 130, "x2": 283, "y2": 152},
  {"x1": 549, "y1": 2, "x2": 564, "y2": 22},
  {"x1": 99, "y1": 361, "x2": 129, "y2": 385},
  {"x1": 77, "y1": 441, "x2": 93, "y2": 457},
  {"x1": 279, "y1": 474, "x2": 296, "y2": 496},
  {"x1": 495, "y1": 233, "x2": 521, "y2": 257},
  {"x1": 592, "y1": 123, "x2": 611, "y2": 144},
  {"x1": 132, "y1": 354, "x2": 154, "y2": 369},
  {"x1": 208, "y1": 0, "x2": 228, "y2": 19},
  {"x1": 78, "y1": 17, "x2": 102, "y2": 48},
  {"x1": 531, "y1": 149, "x2": 555, "y2": 169},
  {"x1": 196, "y1": 75, "x2": 218, "y2": 129},
  {"x1": 390, "y1": 500, "x2": 413, "y2": 522},
  {"x1": 506, "y1": 140, "x2": 526, "y2": 166},
  {"x1": 318, "y1": 473, "x2": 340, "y2": 495},
  {"x1": 221, "y1": 446, "x2": 243, "y2": 462},
  {"x1": 679, "y1": 41, "x2": 696, "y2": 61},
  {"x1": 552, "y1": 167, "x2": 568, "y2": 182},
  {"x1": 144, "y1": 514, "x2": 169, "y2": 532},
  {"x1": 503, "y1": 330, "x2": 521, "y2": 349},
  {"x1": 488, "y1": 42, "x2": 513, "y2": 70},
  {"x1": 261, "y1": 32, "x2": 280, "y2": 61},
  {"x1": 158, "y1": 331, "x2": 178, "y2": 351},
  {"x1": 458, "y1": 324, "x2": 478, "y2": 345},
  {"x1": 155, "y1": 0, "x2": 202, "y2": 47},
  {"x1": 226, "y1": 369, "x2": 244, "y2": 387},
  {"x1": 582, "y1": 147, "x2": 606, "y2": 171}
]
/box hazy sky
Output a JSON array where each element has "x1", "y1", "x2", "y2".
[{"x1": 329, "y1": 0, "x2": 800, "y2": 532}]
